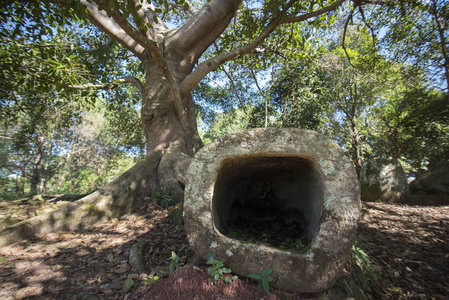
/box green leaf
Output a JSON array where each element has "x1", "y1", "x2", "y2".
[
  {"x1": 183, "y1": 2, "x2": 189, "y2": 11},
  {"x1": 137, "y1": 23, "x2": 145, "y2": 30},
  {"x1": 0, "y1": 257, "x2": 5, "y2": 263},
  {"x1": 248, "y1": 273, "x2": 262, "y2": 280},
  {"x1": 261, "y1": 278, "x2": 270, "y2": 293},
  {"x1": 122, "y1": 278, "x2": 134, "y2": 292},
  {"x1": 261, "y1": 268, "x2": 273, "y2": 277},
  {"x1": 207, "y1": 253, "x2": 214, "y2": 262}
]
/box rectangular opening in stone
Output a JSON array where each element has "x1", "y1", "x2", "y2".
[{"x1": 212, "y1": 156, "x2": 324, "y2": 250}]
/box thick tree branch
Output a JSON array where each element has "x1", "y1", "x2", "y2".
[
  {"x1": 167, "y1": 0, "x2": 241, "y2": 64},
  {"x1": 88, "y1": 1, "x2": 188, "y2": 129},
  {"x1": 180, "y1": 0, "x2": 347, "y2": 95},
  {"x1": 91, "y1": 0, "x2": 160, "y2": 53},
  {"x1": 132, "y1": 0, "x2": 168, "y2": 40},
  {"x1": 179, "y1": 0, "x2": 299, "y2": 95},
  {"x1": 67, "y1": 77, "x2": 144, "y2": 94},
  {"x1": 80, "y1": 0, "x2": 145, "y2": 58},
  {"x1": 129, "y1": 0, "x2": 154, "y2": 40}
]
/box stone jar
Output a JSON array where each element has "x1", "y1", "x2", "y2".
[{"x1": 184, "y1": 128, "x2": 361, "y2": 293}]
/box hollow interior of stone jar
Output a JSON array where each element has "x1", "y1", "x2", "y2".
[{"x1": 212, "y1": 156, "x2": 324, "y2": 248}]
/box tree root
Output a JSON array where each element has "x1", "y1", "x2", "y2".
[
  {"x1": 0, "y1": 154, "x2": 162, "y2": 247},
  {"x1": 129, "y1": 240, "x2": 149, "y2": 274}
]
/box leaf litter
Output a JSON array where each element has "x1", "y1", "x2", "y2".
[{"x1": 0, "y1": 197, "x2": 447, "y2": 299}]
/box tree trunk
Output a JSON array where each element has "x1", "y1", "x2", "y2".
[
  {"x1": 351, "y1": 124, "x2": 363, "y2": 176},
  {"x1": 137, "y1": 52, "x2": 203, "y2": 200},
  {"x1": 431, "y1": 0, "x2": 449, "y2": 97},
  {"x1": 29, "y1": 147, "x2": 43, "y2": 195}
]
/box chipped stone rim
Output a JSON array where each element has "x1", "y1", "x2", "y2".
[{"x1": 184, "y1": 128, "x2": 361, "y2": 293}]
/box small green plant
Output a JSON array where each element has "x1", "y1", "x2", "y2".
[
  {"x1": 343, "y1": 278, "x2": 353, "y2": 296},
  {"x1": 167, "y1": 251, "x2": 180, "y2": 274},
  {"x1": 322, "y1": 291, "x2": 331, "y2": 300},
  {"x1": 206, "y1": 253, "x2": 238, "y2": 283},
  {"x1": 281, "y1": 237, "x2": 306, "y2": 251},
  {"x1": 261, "y1": 233, "x2": 270, "y2": 242},
  {"x1": 248, "y1": 268, "x2": 274, "y2": 293},
  {"x1": 345, "y1": 240, "x2": 378, "y2": 297},
  {"x1": 156, "y1": 192, "x2": 176, "y2": 208}
]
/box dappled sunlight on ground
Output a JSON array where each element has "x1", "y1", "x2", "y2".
[
  {"x1": 359, "y1": 203, "x2": 449, "y2": 299},
  {"x1": 0, "y1": 201, "x2": 188, "y2": 299},
  {"x1": 0, "y1": 198, "x2": 448, "y2": 299}
]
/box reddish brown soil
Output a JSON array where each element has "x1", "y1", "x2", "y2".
[
  {"x1": 131, "y1": 264, "x2": 277, "y2": 300},
  {"x1": 0, "y1": 199, "x2": 448, "y2": 299}
]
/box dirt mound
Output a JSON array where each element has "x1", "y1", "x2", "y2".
[{"x1": 132, "y1": 264, "x2": 277, "y2": 300}]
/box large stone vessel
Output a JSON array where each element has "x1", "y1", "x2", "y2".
[{"x1": 184, "y1": 128, "x2": 361, "y2": 293}]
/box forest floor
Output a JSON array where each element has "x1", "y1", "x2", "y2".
[{"x1": 0, "y1": 196, "x2": 448, "y2": 299}]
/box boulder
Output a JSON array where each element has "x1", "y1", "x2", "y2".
[
  {"x1": 183, "y1": 128, "x2": 361, "y2": 293},
  {"x1": 360, "y1": 159, "x2": 409, "y2": 203},
  {"x1": 410, "y1": 162, "x2": 449, "y2": 196}
]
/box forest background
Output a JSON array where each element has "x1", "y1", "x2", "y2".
[{"x1": 0, "y1": 0, "x2": 448, "y2": 201}]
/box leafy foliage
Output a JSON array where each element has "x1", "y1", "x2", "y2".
[
  {"x1": 0, "y1": 14, "x2": 144, "y2": 198},
  {"x1": 345, "y1": 239, "x2": 378, "y2": 298},
  {"x1": 248, "y1": 268, "x2": 274, "y2": 293},
  {"x1": 265, "y1": 25, "x2": 448, "y2": 175},
  {"x1": 370, "y1": 0, "x2": 449, "y2": 91},
  {"x1": 206, "y1": 253, "x2": 237, "y2": 283},
  {"x1": 167, "y1": 251, "x2": 180, "y2": 274},
  {"x1": 155, "y1": 192, "x2": 176, "y2": 208}
]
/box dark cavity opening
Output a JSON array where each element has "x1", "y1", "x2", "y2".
[{"x1": 213, "y1": 156, "x2": 324, "y2": 249}]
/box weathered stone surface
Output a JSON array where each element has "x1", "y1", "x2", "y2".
[
  {"x1": 360, "y1": 159, "x2": 409, "y2": 203},
  {"x1": 409, "y1": 162, "x2": 449, "y2": 196},
  {"x1": 184, "y1": 128, "x2": 361, "y2": 293}
]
